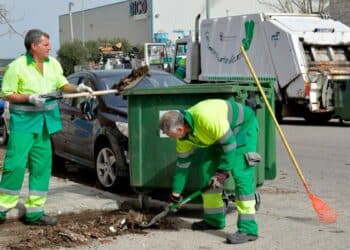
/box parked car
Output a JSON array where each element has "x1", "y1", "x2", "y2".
[
  {"x1": 0, "y1": 75, "x2": 9, "y2": 145},
  {"x1": 51, "y1": 69, "x2": 185, "y2": 190}
]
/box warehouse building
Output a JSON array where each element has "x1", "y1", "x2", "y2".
[{"x1": 59, "y1": 0, "x2": 275, "y2": 46}]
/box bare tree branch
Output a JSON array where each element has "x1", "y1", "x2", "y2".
[
  {"x1": 258, "y1": 0, "x2": 329, "y2": 14},
  {"x1": 0, "y1": 4, "x2": 24, "y2": 38}
]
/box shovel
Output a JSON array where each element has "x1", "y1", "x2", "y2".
[
  {"x1": 140, "y1": 184, "x2": 212, "y2": 228},
  {"x1": 40, "y1": 65, "x2": 149, "y2": 101}
]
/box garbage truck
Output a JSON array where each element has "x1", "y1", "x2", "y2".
[{"x1": 172, "y1": 13, "x2": 350, "y2": 123}]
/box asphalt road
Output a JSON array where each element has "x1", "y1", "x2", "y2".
[{"x1": 28, "y1": 118, "x2": 350, "y2": 249}]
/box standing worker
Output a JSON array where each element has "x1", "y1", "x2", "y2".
[
  {"x1": 0, "y1": 29, "x2": 93, "y2": 226},
  {"x1": 160, "y1": 98, "x2": 260, "y2": 244}
]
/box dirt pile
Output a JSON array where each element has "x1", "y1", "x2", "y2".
[{"x1": 0, "y1": 208, "x2": 183, "y2": 250}]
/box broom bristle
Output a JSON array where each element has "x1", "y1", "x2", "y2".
[{"x1": 309, "y1": 193, "x2": 338, "y2": 224}]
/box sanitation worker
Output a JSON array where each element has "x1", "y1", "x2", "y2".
[
  {"x1": 160, "y1": 98, "x2": 260, "y2": 244},
  {"x1": 0, "y1": 29, "x2": 93, "y2": 226}
]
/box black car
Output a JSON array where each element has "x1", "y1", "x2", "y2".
[
  {"x1": 51, "y1": 69, "x2": 185, "y2": 190},
  {"x1": 0, "y1": 76, "x2": 9, "y2": 145}
]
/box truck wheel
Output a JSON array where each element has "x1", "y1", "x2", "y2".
[
  {"x1": 275, "y1": 100, "x2": 283, "y2": 123},
  {"x1": 304, "y1": 111, "x2": 332, "y2": 124}
]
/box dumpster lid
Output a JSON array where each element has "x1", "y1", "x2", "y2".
[{"x1": 124, "y1": 81, "x2": 273, "y2": 95}]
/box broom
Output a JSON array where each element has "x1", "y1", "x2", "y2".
[{"x1": 240, "y1": 46, "x2": 338, "y2": 224}]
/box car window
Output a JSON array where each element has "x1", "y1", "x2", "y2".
[
  {"x1": 98, "y1": 75, "x2": 128, "y2": 108},
  {"x1": 139, "y1": 73, "x2": 185, "y2": 88},
  {"x1": 98, "y1": 71, "x2": 185, "y2": 108}
]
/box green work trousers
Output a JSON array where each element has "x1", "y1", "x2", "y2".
[
  {"x1": 201, "y1": 116, "x2": 259, "y2": 235},
  {"x1": 0, "y1": 128, "x2": 52, "y2": 221}
]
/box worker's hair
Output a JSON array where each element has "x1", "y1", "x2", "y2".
[
  {"x1": 24, "y1": 29, "x2": 50, "y2": 51},
  {"x1": 160, "y1": 110, "x2": 184, "y2": 133}
]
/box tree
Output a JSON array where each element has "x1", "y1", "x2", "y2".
[
  {"x1": 57, "y1": 38, "x2": 144, "y2": 75},
  {"x1": 257, "y1": 0, "x2": 329, "y2": 13},
  {"x1": 0, "y1": 4, "x2": 23, "y2": 38},
  {"x1": 84, "y1": 40, "x2": 100, "y2": 63},
  {"x1": 57, "y1": 40, "x2": 88, "y2": 76}
]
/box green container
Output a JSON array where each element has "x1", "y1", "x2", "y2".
[
  {"x1": 333, "y1": 80, "x2": 350, "y2": 120},
  {"x1": 126, "y1": 82, "x2": 276, "y2": 193}
]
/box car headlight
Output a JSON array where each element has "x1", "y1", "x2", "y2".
[{"x1": 115, "y1": 121, "x2": 128, "y2": 137}]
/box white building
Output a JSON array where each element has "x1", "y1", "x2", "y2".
[{"x1": 59, "y1": 0, "x2": 276, "y2": 46}]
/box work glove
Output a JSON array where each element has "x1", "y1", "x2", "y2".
[
  {"x1": 28, "y1": 94, "x2": 46, "y2": 107},
  {"x1": 209, "y1": 171, "x2": 230, "y2": 188},
  {"x1": 76, "y1": 83, "x2": 93, "y2": 93},
  {"x1": 168, "y1": 193, "x2": 182, "y2": 212}
]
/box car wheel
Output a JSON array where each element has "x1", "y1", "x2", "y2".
[{"x1": 95, "y1": 143, "x2": 118, "y2": 190}]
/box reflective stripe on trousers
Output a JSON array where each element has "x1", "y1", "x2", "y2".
[
  {"x1": 201, "y1": 187, "x2": 226, "y2": 228},
  {"x1": 0, "y1": 128, "x2": 52, "y2": 221}
]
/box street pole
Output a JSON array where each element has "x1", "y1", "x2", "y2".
[
  {"x1": 69, "y1": 2, "x2": 74, "y2": 41},
  {"x1": 206, "y1": 0, "x2": 210, "y2": 19},
  {"x1": 82, "y1": 0, "x2": 85, "y2": 46}
]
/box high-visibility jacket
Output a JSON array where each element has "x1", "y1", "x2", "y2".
[
  {"x1": 1, "y1": 53, "x2": 67, "y2": 134},
  {"x1": 172, "y1": 98, "x2": 255, "y2": 194}
]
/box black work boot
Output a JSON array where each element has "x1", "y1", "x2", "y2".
[
  {"x1": 0, "y1": 217, "x2": 6, "y2": 224},
  {"x1": 226, "y1": 232, "x2": 258, "y2": 244},
  {"x1": 23, "y1": 215, "x2": 58, "y2": 226},
  {"x1": 191, "y1": 220, "x2": 221, "y2": 231}
]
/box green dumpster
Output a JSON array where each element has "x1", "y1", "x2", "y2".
[
  {"x1": 334, "y1": 80, "x2": 350, "y2": 120},
  {"x1": 126, "y1": 82, "x2": 276, "y2": 193}
]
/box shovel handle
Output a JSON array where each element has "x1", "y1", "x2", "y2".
[
  {"x1": 170, "y1": 184, "x2": 212, "y2": 211},
  {"x1": 40, "y1": 89, "x2": 119, "y2": 100}
]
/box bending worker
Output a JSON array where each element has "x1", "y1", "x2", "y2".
[
  {"x1": 0, "y1": 29, "x2": 93, "y2": 226},
  {"x1": 160, "y1": 98, "x2": 260, "y2": 244}
]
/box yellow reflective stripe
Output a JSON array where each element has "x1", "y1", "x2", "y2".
[
  {"x1": 24, "y1": 195, "x2": 47, "y2": 209},
  {"x1": 202, "y1": 193, "x2": 224, "y2": 209},
  {"x1": 236, "y1": 200, "x2": 256, "y2": 214},
  {"x1": 0, "y1": 193, "x2": 19, "y2": 211}
]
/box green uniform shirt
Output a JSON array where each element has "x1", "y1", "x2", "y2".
[{"x1": 1, "y1": 53, "x2": 68, "y2": 134}]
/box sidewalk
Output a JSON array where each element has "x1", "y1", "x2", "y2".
[{"x1": 6, "y1": 173, "x2": 126, "y2": 219}]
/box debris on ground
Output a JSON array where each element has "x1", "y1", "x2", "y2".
[{"x1": 0, "y1": 208, "x2": 186, "y2": 250}]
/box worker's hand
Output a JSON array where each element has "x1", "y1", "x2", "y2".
[
  {"x1": 209, "y1": 171, "x2": 230, "y2": 188},
  {"x1": 76, "y1": 83, "x2": 93, "y2": 93},
  {"x1": 28, "y1": 94, "x2": 46, "y2": 107},
  {"x1": 168, "y1": 193, "x2": 182, "y2": 212}
]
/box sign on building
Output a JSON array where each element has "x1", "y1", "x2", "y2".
[{"x1": 129, "y1": 0, "x2": 148, "y2": 20}]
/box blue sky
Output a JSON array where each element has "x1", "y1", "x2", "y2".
[{"x1": 0, "y1": 0, "x2": 121, "y2": 59}]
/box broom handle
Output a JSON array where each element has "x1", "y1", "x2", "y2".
[{"x1": 240, "y1": 46, "x2": 311, "y2": 192}]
